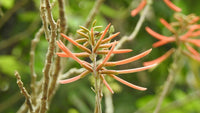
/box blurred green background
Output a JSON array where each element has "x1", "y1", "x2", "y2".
[{"x1": 0, "y1": 0, "x2": 200, "y2": 113}]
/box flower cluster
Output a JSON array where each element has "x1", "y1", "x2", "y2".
[
  {"x1": 144, "y1": 14, "x2": 200, "y2": 65},
  {"x1": 131, "y1": 0, "x2": 181, "y2": 17},
  {"x1": 57, "y1": 23, "x2": 156, "y2": 93}
]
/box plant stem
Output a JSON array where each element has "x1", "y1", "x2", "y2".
[
  {"x1": 92, "y1": 51, "x2": 102, "y2": 113},
  {"x1": 94, "y1": 75, "x2": 103, "y2": 113},
  {"x1": 105, "y1": 90, "x2": 114, "y2": 113},
  {"x1": 153, "y1": 47, "x2": 181, "y2": 113}
]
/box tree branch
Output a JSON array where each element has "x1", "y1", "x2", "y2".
[
  {"x1": 30, "y1": 27, "x2": 44, "y2": 106},
  {"x1": 38, "y1": 0, "x2": 57, "y2": 112},
  {"x1": 48, "y1": 0, "x2": 67, "y2": 102},
  {"x1": 15, "y1": 71, "x2": 34, "y2": 113}
]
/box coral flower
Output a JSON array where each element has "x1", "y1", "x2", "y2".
[
  {"x1": 144, "y1": 14, "x2": 200, "y2": 65},
  {"x1": 131, "y1": 0, "x2": 181, "y2": 17},
  {"x1": 57, "y1": 23, "x2": 157, "y2": 93}
]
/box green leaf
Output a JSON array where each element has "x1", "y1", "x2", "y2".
[
  {"x1": 0, "y1": 0, "x2": 14, "y2": 9},
  {"x1": 0, "y1": 55, "x2": 20, "y2": 77},
  {"x1": 17, "y1": 11, "x2": 37, "y2": 22},
  {"x1": 68, "y1": 108, "x2": 79, "y2": 113}
]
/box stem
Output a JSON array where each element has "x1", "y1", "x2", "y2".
[
  {"x1": 94, "y1": 75, "x2": 103, "y2": 113},
  {"x1": 15, "y1": 71, "x2": 34, "y2": 113},
  {"x1": 30, "y1": 27, "x2": 43, "y2": 106},
  {"x1": 48, "y1": 0, "x2": 67, "y2": 103},
  {"x1": 39, "y1": 0, "x2": 57, "y2": 112},
  {"x1": 105, "y1": 90, "x2": 114, "y2": 113},
  {"x1": 92, "y1": 51, "x2": 102, "y2": 113},
  {"x1": 153, "y1": 47, "x2": 181, "y2": 113}
]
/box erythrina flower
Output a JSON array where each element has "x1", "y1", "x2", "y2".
[
  {"x1": 57, "y1": 23, "x2": 157, "y2": 93},
  {"x1": 144, "y1": 14, "x2": 200, "y2": 66},
  {"x1": 131, "y1": 0, "x2": 181, "y2": 17}
]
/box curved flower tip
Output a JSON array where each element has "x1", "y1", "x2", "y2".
[
  {"x1": 60, "y1": 71, "x2": 90, "y2": 84},
  {"x1": 56, "y1": 40, "x2": 84, "y2": 65},
  {"x1": 160, "y1": 18, "x2": 175, "y2": 33},
  {"x1": 96, "y1": 41, "x2": 117, "y2": 71},
  {"x1": 101, "y1": 75, "x2": 114, "y2": 94},
  {"x1": 131, "y1": 0, "x2": 147, "y2": 17},
  {"x1": 60, "y1": 33, "x2": 91, "y2": 53},
  {"x1": 163, "y1": 0, "x2": 182, "y2": 12},
  {"x1": 109, "y1": 74, "x2": 147, "y2": 91},
  {"x1": 152, "y1": 38, "x2": 175, "y2": 48},
  {"x1": 105, "y1": 48, "x2": 152, "y2": 66},
  {"x1": 186, "y1": 44, "x2": 200, "y2": 57},
  {"x1": 186, "y1": 39, "x2": 200, "y2": 47},
  {"x1": 143, "y1": 48, "x2": 175, "y2": 66},
  {"x1": 189, "y1": 17, "x2": 200, "y2": 24},
  {"x1": 93, "y1": 23, "x2": 111, "y2": 52},
  {"x1": 116, "y1": 63, "x2": 157, "y2": 74},
  {"x1": 56, "y1": 52, "x2": 69, "y2": 57},
  {"x1": 145, "y1": 26, "x2": 171, "y2": 40},
  {"x1": 60, "y1": 75, "x2": 81, "y2": 84}
]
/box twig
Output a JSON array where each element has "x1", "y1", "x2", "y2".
[
  {"x1": 84, "y1": 0, "x2": 105, "y2": 28},
  {"x1": 153, "y1": 68, "x2": 175, "y2": 113},
  {"x1": 115, "y1": 0, "x2": 152, "y2": 50},
  {"x1": 15, "y1": 71, "x2": 34, "y2": 113},
  {"x1": 39, "y1": 0, "x2": 57, "y2": 112},
  {"x1": 48, "y1": 0, "x2": 67, "y2": 102},
  {"x1": 30, "y1": 27, "x2": 44, "y2": 106},
  {"x1": 17, "y1": 103, "x2": 29, "y2": 113},
  {"x1": 40, "y1": 0, "x2": 50, "y2": 41},
  {"x1": 57, "y1": 0, "x2": 67, "y2": 36}
]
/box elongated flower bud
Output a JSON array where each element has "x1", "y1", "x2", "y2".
[
  {"x1": 186, "y1": 44, "x2": 200, "y2": 57},
  {"x1": 131, "y1": 0, "x2": 147, "y2": 17},
  {"x1": 93, "y1": 23, "x2": 111, "y2": 52},
  {"x1": 101, "y1": 32, "x2": 120, "y2": 44},
  {"x1": 146, "y1": 27, "x2": 171, "y2": 40},
  {"x1": 60, "y1": 70, "x2": 90, "y2": 84},
  {"x1": 143, "y1": 48, "x2": 175, "y2": 66},
  {"x1": 108, "y1": 74, "x2": 147, "y2": 91},
  {"x1": 163, "y1": 0, "x2": 181, "y2": 12},
  {"x1": 160, "y1": 18, "x2": 175, "y2": 33},
  {"x1": 97, "y1": 49, "x2": 132, "y2": 54},
  {"x1": 105, "y1": 49, "x2": 152, "y2": 66},
  {"x1": 96, "y1": 41, "x2": 117, "y2": 71},
  {"x1": 100, "y1": 75, "x2": 114, "y2": 94},
  {"x1": 61, "y1": 33, "x2": 91, "y2": 53}
]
